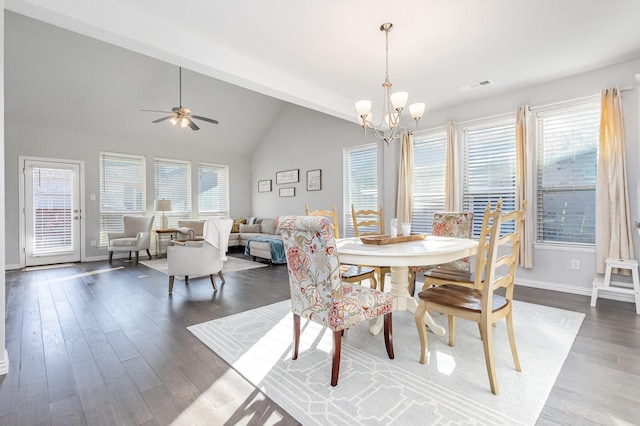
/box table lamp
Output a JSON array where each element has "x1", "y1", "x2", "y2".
[{"x1": 154, "y1": 199, "x2": 172, "y2": 230}]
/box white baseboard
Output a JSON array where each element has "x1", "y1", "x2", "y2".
[{"x1": 516, "y1": 277, "x2": 636, "y2": 303}]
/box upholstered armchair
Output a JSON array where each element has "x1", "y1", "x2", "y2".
[
  {"x1": 277, "y1": 215, "x2": 394, "y2": 386},
  {"x1": 409, "y1": 212, "x2": 473, "y2": 294},
  {"x1": 108, "y1": 215, "x2": 154, "y2": 265},
  {"x1": 177, "y1": 220, "x2": 206, "y2": 240},
  {"x1": 166, "y1": 218, "x2": 233, "y2": 294}
]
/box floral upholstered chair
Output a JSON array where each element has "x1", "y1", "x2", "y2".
[
  {"x1": 409, "y1": 212, "x2": 474, "y2": 294},
  {"x1": 276, "y1": 215, "x2": 394, "y2": 386}
]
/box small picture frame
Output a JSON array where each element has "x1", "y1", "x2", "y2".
[
  {"x1": 307, "y1": 169, "x2": 322, "y2": 191},
  {"x1": 279, "y1": 187, "x2": 295, "y2": 197},
  {"x1": 258, "y1": 179, "x2": 272, "y2": 193},
  {"x1": 276, "y1": 169, "x2": 299, "y2": 184}
]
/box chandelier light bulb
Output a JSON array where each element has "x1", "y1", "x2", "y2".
[
  {"x1": 390, "y1": 92, "x2": 408, "y2": 110},
  {"x1": 356, "y1": 100, "x2": 372, "y2": 117},
  {"x1": 409, "y1": 102, "x2": 426, "y2": 119}
]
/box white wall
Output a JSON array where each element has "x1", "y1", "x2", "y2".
[{"x1": 252, "y1": 58, "x2": 640, "y2": 298}]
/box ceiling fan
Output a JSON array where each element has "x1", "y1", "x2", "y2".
[{"x1": 142, "y1": 67, "x2": 219, "y2": 131}]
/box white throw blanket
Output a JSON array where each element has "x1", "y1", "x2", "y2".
[{"x1": 203, "y1": 218, "x2": 233, "y2": 261}]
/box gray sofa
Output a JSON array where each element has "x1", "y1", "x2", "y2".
[
  {"x1": 178, "y1": 218, "x2": 280, "y2": 248},
  {"x1": 233, "y1": 218, "x2": 281, "y2": 247}
]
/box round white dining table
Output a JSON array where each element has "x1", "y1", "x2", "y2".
[{"x1": 336, "y1": 235, "x2": 478, "y2": 335}]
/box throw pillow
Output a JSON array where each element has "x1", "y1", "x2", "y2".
[
  {"x1": 231, "y1": 218, "x2": 246, "y2": 233},
  {"x1": 260, "y1": 218, "x2": 277, "y2": 235},
  {"x1": 239, "y1": 223, "x2": 261, "y2": 233},
  {"x1": 246, "y1": 216, "x2": 257, "y2": 225}
]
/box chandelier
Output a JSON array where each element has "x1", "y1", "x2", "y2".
[{"x1": 355, "y1": 23, "x2": 425, "y2": 145}]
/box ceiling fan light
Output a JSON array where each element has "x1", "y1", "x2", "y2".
[
  {"x1": 169, "y1": 117, "x2": 178, "y2": 126},
  {"x1": 180, "y1": 117, "x2": 189, "y2": 128}
]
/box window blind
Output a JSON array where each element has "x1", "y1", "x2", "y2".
[
  {"x1": 198, "y1": 162, "x2": 229, "y2": 219},
  {"x1": 155, "y1": 158, "x2": 192, "y2": 228},
  {"x1": 411, "y1": 129, "x2": 447, "y2": 234},
  {"x1": 99, "y1": 152, "x2": 146, "y2": 246},
  {"x1": 32, "y1": 167, "x2": 74, "y2": 254},
  {"x1": 535, "y1": 98, "x2": 599, "y2": 244},
  {"x1": 462, "y1": 118, "x2": 517, "y2": 237},
  {"x1": 343, "y1": 143, "x2": 379, "y2": 237}
]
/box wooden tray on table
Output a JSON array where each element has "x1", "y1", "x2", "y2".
[{"x1": 360, "y1": 234, "x2": 427, "y2": 245}]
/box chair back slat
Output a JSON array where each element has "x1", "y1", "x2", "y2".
[
  {"x1": 351, "y1": 205, "x2": 385, "y2": 236},
  {"x1": 305, "y1": 204, "x2": 340, "y2": 239}
]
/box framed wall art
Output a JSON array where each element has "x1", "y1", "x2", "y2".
[
  {"x1": 258, "y1": 179, "x2": 272, "y2": 193},
  {"x1": 276, "y1": 169, "x2": 299, "y2": 184},
  {"x1": 306, "y1": 169, "x2": 322, "y2": 191},
  {"x1": 279, "y1": 187, "x2": 295, "y2": 197}
]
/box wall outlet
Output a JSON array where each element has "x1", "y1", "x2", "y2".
[
  {"x1": 90, "y1": 240, "x2": 97, "y2": 247},
  {"x1": 571, "y1": 259, "x2": 580, "y2": 270}
]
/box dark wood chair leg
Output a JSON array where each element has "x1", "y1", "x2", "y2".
[
  {"x1": 184, "y1": 275, "x2": 189, "y2": 284},
  {"x1": 218, "y1": 271, "x2": 225, "y2": 283},
  {"x1": 292, "y1": 314, "x2": 300, "y2": 360},
  {"x1": 128, "y1": 251, "x2": 132, "y2": 260},
  {"x1": 108, "y1": 251, "x2": 113, "y2": 263},
  {"x1": 331, "y1": 330, "x2": 342, "y2": 386},
  {"x1": 146, "y1": 249, "x2": 152, "y2": 260},
  {"x1": 209, "y1": 274, "x2": 218, "y2": 291},
  {"x1": 384, "y1": 313, "x2": 394, "y2": 359},
  {"x1": 168, "y1": 276, "x2": 175, "y2": 294},
  {"x1": 134, "y1": 251, "x2": 139, "y2": 265}
]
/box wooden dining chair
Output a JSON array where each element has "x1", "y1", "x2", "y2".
[
  {"x1": 351, "y1": 204, "x2": 391, "y2": 291},
  {"x1": 277, "y1": 215, "x2": 394, "y2": 386},
  {"x1": 305, "y1": 204, "x2": 378, "y2": 290},
  {"x1": 414, "y1": 199, "x2": 525, "y2": 395}
]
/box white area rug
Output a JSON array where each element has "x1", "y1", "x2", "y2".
[
  {"x1": 140, "y1": 256, "x2": 268, "y2": 276},
  {"x1": 188, "y1": 299, "x2": 584, "y2": 425}
]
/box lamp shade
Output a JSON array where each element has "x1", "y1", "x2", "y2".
[{"x1": 154, "y1": 199, "x2": 173, "y2": 212}]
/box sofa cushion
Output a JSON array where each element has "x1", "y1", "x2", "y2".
[
  {"x1": 260, "y1": 218, "x2": 277, "y2": 235},
  {"x1": 231, "y1": 218, "x2": 246, "y2": 233},
  {"x1": 239, "y1": 223, "x2": 261, "y2": 233}
]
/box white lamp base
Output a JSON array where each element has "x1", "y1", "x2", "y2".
[{"x1": 161, "y1": 214, "x2": 168, "y2": 230}]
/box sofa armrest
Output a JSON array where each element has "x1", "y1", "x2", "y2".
[{"x1": 177, "y1": 227, "x2": 196, "y2": 239}]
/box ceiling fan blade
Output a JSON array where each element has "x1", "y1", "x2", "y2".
[
  {"x1": 192, "y1": 115, "x2": 219, "y2": 125},
  {"x1": 141, "y1": 109, "x2": 172, "y2": 113},
  {"x1": 187, "y1": 119, "x2": 200, "y2": 131},
  {"x1": 152, "y1": 115, "x2": 174, "y2": 123}
]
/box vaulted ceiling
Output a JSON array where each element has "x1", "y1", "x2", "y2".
[{"x1": 5, "y1": 0, "x2": 640, "y2": 154}]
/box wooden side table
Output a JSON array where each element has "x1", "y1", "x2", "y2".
[{"x1": 154, "y1": 228, "x2": 177, "y2": 258}]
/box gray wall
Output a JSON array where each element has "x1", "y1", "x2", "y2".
[
  {"x1": 4, "y1": 123, "x2": 253, "y2": 266},
  {"x1": 250, "y1": 103, "x2": 395, "y2": 233},
  {"x1": 252, "y1": 58, "x2": 640, "y2": 298}
]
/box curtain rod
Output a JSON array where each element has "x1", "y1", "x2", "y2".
[{"x1": 620, "y1": 85, "x2": 634, "y2": 92}]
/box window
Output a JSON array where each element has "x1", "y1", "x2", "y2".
[
  {"x1": 535, "y1": 97, "x2": 600, "y2": 244},
  {"x1": 154, "y1": 158, "x2": 191, "y2": 228},
  {"x1": 99, "y1": 152, "x2": 146, "y2": 247},
  {"x1": 411, "y1": 128, "x2": 447, "y2": 234},
  {"x1": 198, "y1": 162, "x2": 229, "y2": 219},
  {"x1": 343, "y1": 143, "x2": 379, "y2": 237},
  {"x1": 462, "y1": 117, "x2": 517, "y2": 237}
]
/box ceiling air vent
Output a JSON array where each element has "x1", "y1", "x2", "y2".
[{"x1": 457, "y1": 80, "x2": 493, "y2": 92}]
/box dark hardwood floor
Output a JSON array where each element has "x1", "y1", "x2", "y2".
[{"x1": 1, "y1": 251, "x2": 638, "y2": 425}]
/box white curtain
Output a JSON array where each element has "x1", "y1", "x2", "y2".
[
  {"x1": 515, "y1": 106, "x2": 534, "y2": 268},
  {"x1": 396, "y1": 132, "x2": 414, "y2": 224},
  {"x1": 595, "y1": 87, "x2": 635, "y2": 273},
  {"x1": 444, "y1": 121, "x2": 458, "y2": 211}
]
